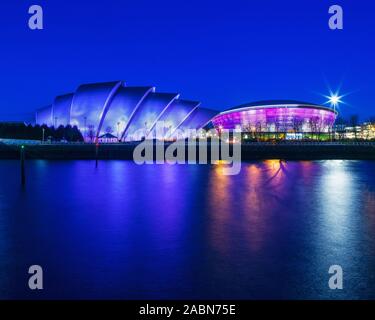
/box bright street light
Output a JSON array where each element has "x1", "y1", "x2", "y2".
[{"x1": 328, "y1": 94, "x2": 343, "y2": 108}]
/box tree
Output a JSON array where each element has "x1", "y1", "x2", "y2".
[
  {"x1": 255, "y1": 121, "x2": 262, "y2": 141},
  {"x1": 55, "y1": 125, "x2": 65, "y2": 141},
  {"x1": 292, "y1": 118, "x2": 304, "y2": 139},
  {"x1": 71, "y1": 125, "x2": 84, "y2": 142},
  {"x1": 334, "y1": 116, "x2": 347, "y2": 140},
  {"x1": 308, "y1": 118, "x2": 317, "y2": 140}
]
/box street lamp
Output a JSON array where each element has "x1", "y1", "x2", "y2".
[
  {"x1": 42, "y1": 128, "x2": 45, "y2": 143},
  {"x1": 328, "y1": 94, "x2": 342, "y2": 111},
  {"x1": 84, "y1": 116, "x2": 87, "y2": 142},
  {"x1": 325, "y1": 93, "x2": 343, "y2": 142}
]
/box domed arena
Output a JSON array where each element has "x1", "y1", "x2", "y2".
[{"x1": 211, "y1": 100, "x2": 338, "y2": 139}]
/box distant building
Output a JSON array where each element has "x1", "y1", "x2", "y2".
[
  {"x1": 343, "y1": 123, "x2": 375, "y2": 140},
  {"x1": 0, "y1": 121, "x2": 27, "y2": 126},
  {"x1": 97, "y1": 133, "x2": 118, "y2": 144},
  {"x1": 360, "y1": 122, "x2": 375, "y2": 140}
]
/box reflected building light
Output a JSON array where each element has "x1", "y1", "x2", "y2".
[
  {"x1": 319, "y1": 160, "x2": 357, "y2": 242},
  {"x1": 207, "y1": 162, "x2": 232, "y2": 256}
]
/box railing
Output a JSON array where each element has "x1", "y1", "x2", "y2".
[
  {"x1": 1, "y1": 138, "x2": 375, "y2": 147},
  {"x1": 241, "y1": 141, "x2": 375, "y2": 146}
]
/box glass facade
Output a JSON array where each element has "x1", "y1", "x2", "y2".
[{"x1": 211, "y1": 105, "x2": 337, "y2": 133}]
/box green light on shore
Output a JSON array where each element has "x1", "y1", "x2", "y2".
[{"x1": 21, "y1": 145, "x2": 25, "y2": 149}]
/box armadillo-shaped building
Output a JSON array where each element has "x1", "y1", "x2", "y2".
[{"x1": 35, "y1": 81, "x2": 218, "y2": 141}]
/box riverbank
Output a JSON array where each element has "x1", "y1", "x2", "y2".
[{"x1": 1, "y1": 141, "x2": 375, "y2": 160}]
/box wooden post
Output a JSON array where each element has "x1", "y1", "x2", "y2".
[
  {"x1": 20, "y1": 145, "x2": 25, "y2": 185},
  {"x1": 95, "y1": 143, "x2": 99, "y2": 168}
]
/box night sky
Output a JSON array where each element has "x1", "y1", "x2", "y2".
[{"x1": 1, "y1": 0, "x2": 374, "y2": 122}]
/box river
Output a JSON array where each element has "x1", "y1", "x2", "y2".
[{"x1": 0, "y1": 160, "x2": 374, "y2": 299}]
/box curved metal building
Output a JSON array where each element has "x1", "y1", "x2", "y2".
[
  {"x1": 36, "y1": 85, "x2": 336, "y2": 141},
  {"x1": 35, "y1": 81, "x2": 218, "y2": 141},
  {"x1": 211, "y1": 100, "x2": 337, "y2": 134}
]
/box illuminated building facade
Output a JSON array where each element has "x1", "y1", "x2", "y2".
[
  {"x1": 36, "y1": 86, "x2": 341, "y2": 142},
  {"x1": 35, "y1": 81, "x2": 217, "y2": 141},
  {"x1": 342, "y1": 123, "x2": 375, "y2": 140},
  {"x1": 211, "y1": 100, "x2": 337, "y2": 138}
]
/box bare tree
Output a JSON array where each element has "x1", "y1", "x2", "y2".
[
  {"x1": 308, "y1": 118, "x2": 316, "y2": 140},
  {"x1": 292, "y1": 118, "x2": 304, "y2": 139},
  {"x1": 255, "y1": 121, "x2": 263, "y2": 141},
  {"x1": 314, "y1": 117, "x2": 324, "y2": 141},
  {"x1": 242, "y1": 123, "x2": 253, "y2": 140}
]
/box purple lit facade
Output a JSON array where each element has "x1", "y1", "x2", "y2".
[
  {"x1": 35, "y1": 81, "x2": 217, "y2": 141},
  {"x1": 211, "y1": 101, "x2": 337, "y2": 133}
]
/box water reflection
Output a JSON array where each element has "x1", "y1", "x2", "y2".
[
  {"x1": 207, "y1": 160, "x2": 289, "y2": 254},
  {"x1": 244, "y1": 163, "x2": 268, "y2": 252},
  {"x1": 207, "y1": 163, "x2": 232, "y2": 256},
  {"x1": 319, "y1": 161, "x2": 357, "y2": 243},
  {"x1": 0, "y1": 160, "x2": 374, "y2": 299}
]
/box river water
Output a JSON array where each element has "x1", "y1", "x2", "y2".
[{"x1": 0, "y1": 160, "x2": 374, "y2": 299}]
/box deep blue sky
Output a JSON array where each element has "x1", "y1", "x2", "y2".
[{"x1": 1, "y1": 0, "x2": 374, "y2": 121}]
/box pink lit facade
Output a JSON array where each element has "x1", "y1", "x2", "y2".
[{"x1": 211, "y1": 103, "x2": 337, "y2": 133}]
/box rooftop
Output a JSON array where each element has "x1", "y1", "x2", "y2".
[{"x1": 223, "y1": 100, "x2": 336, "y2": 114}]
